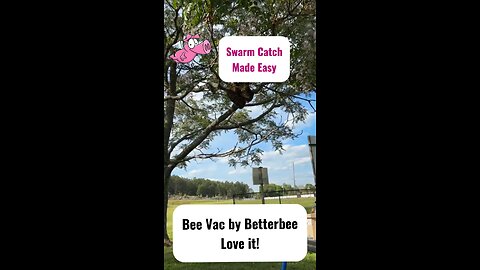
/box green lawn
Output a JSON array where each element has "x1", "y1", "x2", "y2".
[
  {"x1": 165, "y1": 197, "x2": 316, "y2": 269},
  {"x1": 164, "y1": 247, "x2": 316, "y2": 270}
]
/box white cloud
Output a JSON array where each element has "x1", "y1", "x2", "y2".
[
  {"x1": 227, "y1": 167, "x2": 250, "y2": 175},
  {"x1": 295, "y1": 156, "x2": 312, "y2": 165},
  {"x1": 173, "y1": 142, "x2": 315, "y2": 191},
  {"x1": 296, "y1": 112, "x2": 316, "y2": 130},
  {"x1": 189, "y1": 91, "x2": 204, "y2": 101},
  {"x1": 285, "y1": 111, "x2": 316, "y2": 131}
]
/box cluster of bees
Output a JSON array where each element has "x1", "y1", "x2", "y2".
[{"x1": 225, "y1": 83, "x2": 254, "y2": 109}]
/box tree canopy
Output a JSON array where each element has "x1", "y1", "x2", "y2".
[{"x1": 168, "y1": 175, "x2": 252, "y2": 198}]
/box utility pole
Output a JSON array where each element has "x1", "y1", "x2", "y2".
[
  {"x1": 259, "y1": 167, "x2": 265, "y2": 204},
  {"x1": 293, "y1": 162, "x2": 296, "y2": 188}
]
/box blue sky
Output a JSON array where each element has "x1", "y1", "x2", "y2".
[{"x1": 172, "y1": 93, "x2": 316, "y2": 192}]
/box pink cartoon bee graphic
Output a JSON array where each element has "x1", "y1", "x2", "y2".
[{"x1": 170, "y1": 34, "x2": 212, "y2": 64}]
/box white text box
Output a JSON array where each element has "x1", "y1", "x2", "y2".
[
  {"x1": 218, "y1": 36, "x2": 291, "y2": 82},
  {"x1": 173, "y1": 204, "x2": 307, "y2": 262}
]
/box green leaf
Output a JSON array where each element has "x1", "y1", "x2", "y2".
[{"x1": 172, "y1": 0, "x2": 178, "y2": 9}]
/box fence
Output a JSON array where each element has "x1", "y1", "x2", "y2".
[
  {"x1": 233, "y1": 188, "x2": 317, "y2": 253},
  {"x1": 232, "y1": 188, "x2": 316, "y2": 204}
]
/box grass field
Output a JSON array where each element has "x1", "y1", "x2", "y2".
[
  {"x1": 165, "y1": 197, "x2": 316, "y2": 270},
  {"x1": 164, "y1": 247, "x2": 316, "y2": 270}
]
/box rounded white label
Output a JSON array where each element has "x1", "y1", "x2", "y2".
[
  {"x1": 173, "y1": 204, "x2": 307, "y2": 262},
  {"x1": 218, "y1": 36, "x2": 291, "y2": 82}
]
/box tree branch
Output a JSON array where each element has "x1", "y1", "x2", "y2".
[
  {"x1": 164, "y1": 77, "x2": 209, "y2": 100},
  {"x1": 181, "y1": 128, "x2": 277, "y2": 163},
  {"x1": 169, "y1": 129, "x2": 202, "y2": 155},
  {"x1": 172, "y1": 105, "x2": 239, "y2": 164},
  {"x1": 164, "y1": 62, "x2": 178, "y2": 166},
  {"x1": 180, "y1": 98, "x2": 200, "y2": 113},
  {"x1": 243, "y1": 97, "x2": 275, "y2": 107},
  {"x1": 291, "y1": 95, "x2": 316, "y2": 112},
  {"x1": 215, "y1": 101, "x2": 281, "y2": 130},
  {"x1": 164, "y1": 3, "x2": 182, "y2": 63}
]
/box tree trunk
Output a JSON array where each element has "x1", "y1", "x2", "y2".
[
  {"x1": 164, "y1": 164, "x2": 174, "y2": 244},
  {"x1": 164, "y1": 62, "x2": 176, "y2": 245}
]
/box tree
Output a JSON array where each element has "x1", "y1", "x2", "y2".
[
  {"x1": 164, "y1": 0, "x2": 316, "y2": 244},
  {"x1": 197, "y1": 181, "x2": 215, "y2": 197},
  {"x1": 305, "y1": 183, "x2": 315, "y2": 190},
  {"x1": 262, "y1": 183, "x2": 282, "y2": 196}
]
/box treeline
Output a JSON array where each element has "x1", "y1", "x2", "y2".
[
  {"x1": 261, "y1": 183, "x2": 315, "y2": 197},
  {"x1": 168, "y1": 175, "x2": 252, "y2": 198},
  {"x1": 168, "y1": 175, "x2": 316, "y2": 198}
]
